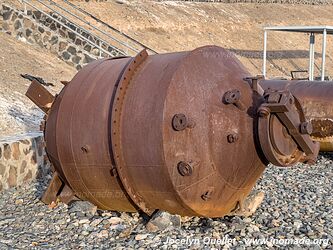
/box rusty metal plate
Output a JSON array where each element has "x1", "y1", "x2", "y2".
[
  {"x1": 26, "y1": 80, "x2": 54, "y2": 113},
  {"x1": 50, "y1": 58, "x2": 137, "y2": 211}
]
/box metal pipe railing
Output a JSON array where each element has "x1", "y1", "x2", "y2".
[
  {"x1": 20, "y1": 0, "x2": 117, "y2": 57},
  {"x1": 62, "y1": 0, "x2": 157, "y2": 54},
  {"x1": 31, "y1": 0, "x2": 124, "y2": 56},
  {"x1": 47, "y1": 0, "x2": 139, "y2": 54}
]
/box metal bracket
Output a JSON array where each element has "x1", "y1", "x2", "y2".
[
  {"x1": 258, "y1": 90, "x2": 319, "y2": 166},
  {"x1": 26, "y1": 80, "x2": 55, "y2": 113}
]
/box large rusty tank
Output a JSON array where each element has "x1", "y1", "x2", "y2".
[{"x1": 26, "y1": 46, "x2": 329, "y2": 218}]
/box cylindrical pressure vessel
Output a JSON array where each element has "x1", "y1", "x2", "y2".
[
  {"x1": 26, "y1": 46, "x2": 321, "y2": 217},
  {"x1": 44, "y1": 46, "x2": 268, "y2": 217}
]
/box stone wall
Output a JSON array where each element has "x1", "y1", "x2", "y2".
[
  {"x1": 0, "y1": 133, "x2": 50, "y2": 192},
  {"x1": 0, "y1": 4, "x2": 125, "y2": 70}
]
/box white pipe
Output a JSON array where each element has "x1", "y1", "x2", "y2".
[
  {"x1": 321, "y1": 29, "x2": 327, "y2": 81},
  {"x1": 263, "y1": 30, "x2": 267, "y2": 77},
  {"x1": 309, "y1": 33, "x2": 315, "y2": 81}
]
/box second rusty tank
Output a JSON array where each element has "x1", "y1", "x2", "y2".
[{"x1": 26, "y1": 46, "x2": 321, "y2": 217}]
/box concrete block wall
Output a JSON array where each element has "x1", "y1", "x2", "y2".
[
  {"x1": 0, "y1": 4, "x2": 125, "y2": 70},
  {"x1": 0, "y1": 133, "x2": 50, "y2": 192}
]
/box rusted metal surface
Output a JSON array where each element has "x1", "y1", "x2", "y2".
[
  {"x1": 41, "y1": 172, "x2": 63, "y2": 204},
  {"x1": 260, "y1": 80, "x2": 333, "y2": 151},
  {"x1": 111, "y1": 50, "x2": 153, "y2": 215},
  {"x1": 26, "y1": 46, "x2": 325, "y2": 217},
  {"x1": 26, "y1": 80, "x2": 54, "y2": 113},
  {"x1": 258, "y1": 90, "x2": 319, "y2": 166}
]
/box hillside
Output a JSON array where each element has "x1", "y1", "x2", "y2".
[
  {"x1": 0, "y1": 32, "x2": 76, "y2": 137},
  {"x1": 70, "y1": 0, "x2": 333, "y2": 78}
]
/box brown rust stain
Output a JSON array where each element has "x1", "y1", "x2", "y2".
[{"x1": 311, "y1": 118, "x2": 333, "y2": 138}]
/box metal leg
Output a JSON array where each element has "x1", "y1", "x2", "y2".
[
  {"x1": 321, "y1": 29, "x2": 327, "y2": 81},
  {"x1": 309, "y1": 33, "x2": 315, "y2": 81},
  {"x1": 263, "y1": 30, "x2": 267, "y2": 77}
]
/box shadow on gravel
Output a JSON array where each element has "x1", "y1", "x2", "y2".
[
  {"x1": 34, "y1": 164, "x2": 50, "y2": 200},
  {"x1": 320, "y1": 152, "x2": 333, "y2": 161}
]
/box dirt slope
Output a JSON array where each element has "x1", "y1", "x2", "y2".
[
  {"x1": 71, "y1": 0, "x2": 333, "y2": 78},
  {"x1": 0, "y1": 32, "x2": 76, "y2": 137}
]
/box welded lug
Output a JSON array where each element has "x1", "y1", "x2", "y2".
[
  {"x1": 223, "y1": 89, "x2": 246, "y2": 111},
  {"x1": 258, "y1": 90, "x2": 319, "y2": 166},
  {"x1": 244, "y1": 75, "x2": 265, "y2": 96}
]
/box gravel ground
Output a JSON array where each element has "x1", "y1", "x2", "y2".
[{"x1": 0, "y1": 154, "x2": 332, "y2": 249}]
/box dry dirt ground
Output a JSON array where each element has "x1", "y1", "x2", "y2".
[
  {"x1": 0, "y1": 32, "x2": 76, "y2": 137},
  {"x1": 2, "y1": 0, "x2": 333, "y2": 137},
  {"x1": 69, "y1": 0, "x2": 333, "y2": 78}
]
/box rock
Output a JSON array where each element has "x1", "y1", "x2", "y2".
[
  {"x1": 293, "y1": 221, "x2": 302, "y2": 230},
  {"x1": 58, "y1": 41, "x2": 68, "y2": 52},
  {"x1": 3, "y1": 144, "x2": 11, "y2": 160},
  {"x1": 15, "y1": 199, "x2": 23, "y2": 205},
  {"x1": 98, "y1": 230, "x2": 109, "y2": 238},
  {"x1": 0, "y1": 163, "x2": 6, "y2": 176},
  {"x1": 67, "y1": 46, "x2": 77, "y2": 55},
  {"x1": 7, "y1": 165, "x2": 17, "y2": 187},
  {"x1": 146, "y1": 211, "x2": 181, "y2": 232},
  {"x1": 228, "y1": 191, "x2": 265, "y2": 217},
  {"x1": 118, "y1": 226, "x2": 132, "y2": 238},
  {"x1": 135, "y1": 234, "x2": 148, "y2": 241},
  {"x1": 11, "y1": 142, "x2": 20, "y2": 160},
  {"x1": 90, "y1": 218, "x2": 103, "y2": 227},
  {"x1": 14, "y1": 20, "x2": 22, "y2": 30},
  {"x1": 108, "y1": 217, "x2": 123, "y2": 225},
  {"x1": 79, "y1": 219, "x2": 90, "y2": 224},
  {"x1": 68, "y1": 201, "x2": 97, "y2": 217}
]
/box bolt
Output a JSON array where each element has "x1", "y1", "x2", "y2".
[
  {"x1": 300, "y1": 121, "x2": 313, "y2": 135},
  {"x1": 81, "y1": 145, "x2": 90, "y2": 153},
  {"x1": 223, "y1": 90, "x2": 246, "y2": 111},
  {"x1": 227, "y1": 133, "x2": 239, "y2": 143},
  {"x1": 258, "y1": 107, "x2": 270, "y2": 117},
  {"x1": 201, "y1": 191, "x2": 212, "y2": 201},
  {"x1": 177, "y1": 161, "x2": 193, "y2": 176},
  {"x1": 223, "y1": 90, "x2": 240, "y2": 104},
  {"x1": 172, "y1": 114, "x2": 188, "y2": 131},
  {"x1": 172, "y1": 114, "x2": 195, "y2": 131}
]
